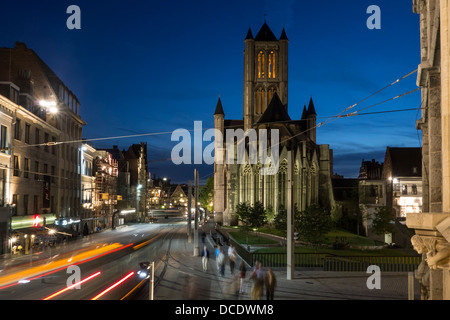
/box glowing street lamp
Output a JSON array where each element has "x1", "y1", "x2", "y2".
[{"x1": 39, "y1": 100, "x2": 58, "y2": 114}]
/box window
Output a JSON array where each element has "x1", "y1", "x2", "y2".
[
  {"x1": 0, "y1": 125, "x2": 7, "y2": 151},
  {"x1": 268, "y1": 87, "x2": 276, "y2": 105},
  {"x1": 412, "y1": 184, "x2": 418, "y2": 195},
  {"x1": 14, "y1": 119, "x2": 21, "y2": 141},
  {"x1": 44, "y1": 133, "x2": 49, "y2": 152},
  {"x1": 402, "y1": 185, "x2": 408, "y2": 195},
  {"x1": 35, "y1": 161, "x2": 39, "y2": 180},
  {"x1": 35, "y1": 128, "x2": 40, "y2": 146},
  {"x1": 51, "y1": 136, "x2": 56, "y2": 155},
  {"x1": 268, "y1": 50, "x2": 276, "y2": 79},
  {"x1": 25, "y1": 124, "x2": 30, "y2": 144},
  {"x1": 257, "y1": 51, "x2": 265, "y2": 79},
  {"x1": 12, "y1": 194, "x2": 18, "y2": 213},
  {"x1": 51, "y1": 166, "x2": 56, "y2": 183},
  {"x1": 256, "y1": 88, "x2": 265, "y2": 114},
  {"x1": 24, "y1": 158, "x2": 30, "y2": 179},
  {"x1": 23, "y1": 195, "x2": 29, "y2": 215},
  {"x1": 13, "y1": 156, "x2": 19, "y2": 177}
]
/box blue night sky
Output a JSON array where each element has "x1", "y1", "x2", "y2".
[{"x1": 0, "y1": 0, "x2": 421, "y2": 184}]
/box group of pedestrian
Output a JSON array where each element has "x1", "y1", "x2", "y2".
[
  {"x1": 249, "y1": 261, "x2": 277, "y2": 300},
  {"x1": 201, "y1": 241, "x2": 277, "y2": 300}
]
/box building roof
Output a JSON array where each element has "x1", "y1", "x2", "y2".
[
  {"x1": 386, "y1": 147, "x2": 422, "y2": 177},
  {"x1": 254, "y1": 22, "x2": 278, "y2": 41},
  {"x1": 257, "y1": 92, "x2": 291, "y2": 124}
]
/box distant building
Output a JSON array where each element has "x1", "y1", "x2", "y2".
[{"x1": 382, "y1": 147, "x2": 422, "y2": 220}]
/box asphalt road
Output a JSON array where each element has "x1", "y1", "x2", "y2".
[{"x1": 0, "y1": 219, "x2": 188, "y2": 300}]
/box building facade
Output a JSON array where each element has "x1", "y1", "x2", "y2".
[
  {"x1": 0, "y1": 42, "x2": 86, "y2": 237},
  {"x1": 214, "y1": 23, "x2": 335, "y2": 226},
  {"x1": 407, "y1": 0, "x2": 450, "y2": 300}
]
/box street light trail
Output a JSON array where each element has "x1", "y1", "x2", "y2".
[
  {"x1": 91, "y1": 271, "x2": 135, "y2": 300},
  {"x1": 0, "y1": 243, "x2": 133, "y2": 290},
  {"x1": 42, "y1": 271, "x2": 102, "y2": 300}
]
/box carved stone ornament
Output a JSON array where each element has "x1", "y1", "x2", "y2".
[{"x1": 411, "y1": 235, "x2": 450, "y2": 270}]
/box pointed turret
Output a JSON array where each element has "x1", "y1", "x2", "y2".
[
  {"x1": 307, "y1": 97, "x2": 317, "y2": 116},
  {"x1": 214, "y1": 96, "x2": 225, "y2": 116},
  {"x1": 245, "y1": 27, "x2": 254, "y2": 40},
  {"x1": 280, "y1": 28, "x2": 288, "y2": 41},
  {"x1": 301, "y1": 105, "x2": 308, "y2": 120}
]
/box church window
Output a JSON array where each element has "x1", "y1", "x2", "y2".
[
  {"x1": 258, "y1": 51, "x2": 265, "y2": 79},
  {"x1": 268, "y1": 50, "x2": 276, "y2": 79},
  {"x1": 278, "y1": 159, "x2": 288, "y2": 208},
  {"x1": 268, "y1": 87, "x2": 277, "y2": 105}
]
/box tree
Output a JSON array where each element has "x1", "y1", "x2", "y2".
[
  {"x1": 199, "y1": 177, "x2": 214, "y2": 212},
  {"x1": 371, "y1": 206, "x2": 395, "y2": 236},
  {"x1": 265, "y1": 205, "x2": 276, "y2": 227},
  {"x1": 236, "y1": 201, "x2": 267, "y2": 246},
  {"x1": 296, "y1": 204, "x2": 331, "y2": 250},
  {"x1": 274, "y1": 205, "x2": 287, "y2": 239}
]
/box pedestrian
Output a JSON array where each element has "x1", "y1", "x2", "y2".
[
  {"x1": 265, "y1": 268, "x2": 277, "y2": 300},
  {"x1": 228, "y1": 244, "x2": 237, "y2": 274},
  {"x1": 215, "y1": 245, "x2": 221, "y2": 271},
  {"x1": 201, "y1": 245, "x2": 210, "y2": 272},
  {"x1": 239, "y1": 261, "x2": 247, "y2": 294},
  {"x1": 250, "y1": 262, "x2": 265, "y2": 300},
  {"x1": 218, "y1": 248, "x2": 226, "y2": 276}
]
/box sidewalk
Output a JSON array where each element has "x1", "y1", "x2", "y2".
[{"x1": 154, "y1": 219, "x2": 421, "y2": 300}]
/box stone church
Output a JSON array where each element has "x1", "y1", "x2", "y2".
[{"x1": 213, "y1": 22, "x2": 335, "y2": 226}]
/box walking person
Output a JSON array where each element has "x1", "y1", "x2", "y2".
[
  {"x1": 265, "y1": 268, "x2": 277, "y2": 300},
  {"x1": 239, "y1": 261, "x2": 247, "y2": 294},
  {"x1": 228, "y1": 244, "x2": 237, "y2": 274},
  {"x1": 201, "y1": 245, "x2": 210, "y2": 272},
  {"x1": 215, "y1": 245, "x2": 221, "y2": 271},
  {"x1": 250, "y1": 262, "x2": 265, "y2": 300},
  {"x1": 218, "y1": 248, "x2": 226, "y2": 276}
]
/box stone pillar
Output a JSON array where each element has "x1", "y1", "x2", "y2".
[
  {"x1": 442, "y1": 0, "x2": 450, "y2": 211},
  {"x1": 428, "y1": 70, "x2": 443, "y2": 212}
]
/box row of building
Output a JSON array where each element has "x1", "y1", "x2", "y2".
[
  {"x1": 0, "y1": 42, "x2": 160, "y2": 255},
  {"x1": 332, "y1": 146, "x2": 422, "y2": 246}
]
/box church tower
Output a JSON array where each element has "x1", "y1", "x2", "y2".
[{"x1": 243, "y1": 22, "x2": 289, "y2": 131}]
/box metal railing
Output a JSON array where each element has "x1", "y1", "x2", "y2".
[{"x1": 322, "y1": 255, "x2": 421, "y2": 272}]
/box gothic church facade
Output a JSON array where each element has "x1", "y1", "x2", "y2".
[{"x1": 213, "y1": 22, "x2": 335, "y2": 226}]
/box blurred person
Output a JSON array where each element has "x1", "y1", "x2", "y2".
[
  {"x1": 201, "y1": 245, "x2": 210, "y2": 272},
  {"x1": 250, "y1": 262, "x2": 265, "y2": 300},
  {"x1": 265, "y1": 268, "x2": 277, "y2": 300},
  {"x1": 228, "y1": 244, "x2": 237, "y2": 274},
  {"x1": 239, "y1": 261, "x2": 247, "y2": 294}
]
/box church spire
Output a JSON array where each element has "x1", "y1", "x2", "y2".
[
  {"x1": 245, "y1": 27, "x2": 254, "y2": 40},
  {"x1": 214, "y1": 96, "x2": 225, "y2": 116},
  {"x1": 307, "y1": 97, "x2": 317, "y2": 116}
]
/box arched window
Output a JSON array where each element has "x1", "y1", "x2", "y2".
[
  {"x1": 268, "y1": 50, "x2": 276, "y2": 79},
  {"x1": 256, "y1": 88, "x2": 266, "y2": 114},
  {"x1": 278, "y1": 159, "x2": 288, "y2": 208},
  {"x1": 268, "y1": 87, "x2": 277, "y2": 105},
  {"x1": 258, "y1": 51, "x2": 265, "y2": 79}
]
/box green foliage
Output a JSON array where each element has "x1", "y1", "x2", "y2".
[
  {"x1": 296, "y1": 204, "x2": 332, "y2": 248},
  {"x1": 235, "y1": 201, "x2": 267, "y2": 231},
  {"x1": 371, "y1": 206, "x2": 396, "y2": 235},
  {"x1": 265, "y1": 205, "x2": 276, "y2": 226},
  {"x1": 273, "y1": 206, "x2": 287, "y2": 238},
  {"x1": 199, "y1": 177, "x2": 214, "y2": 212}
]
